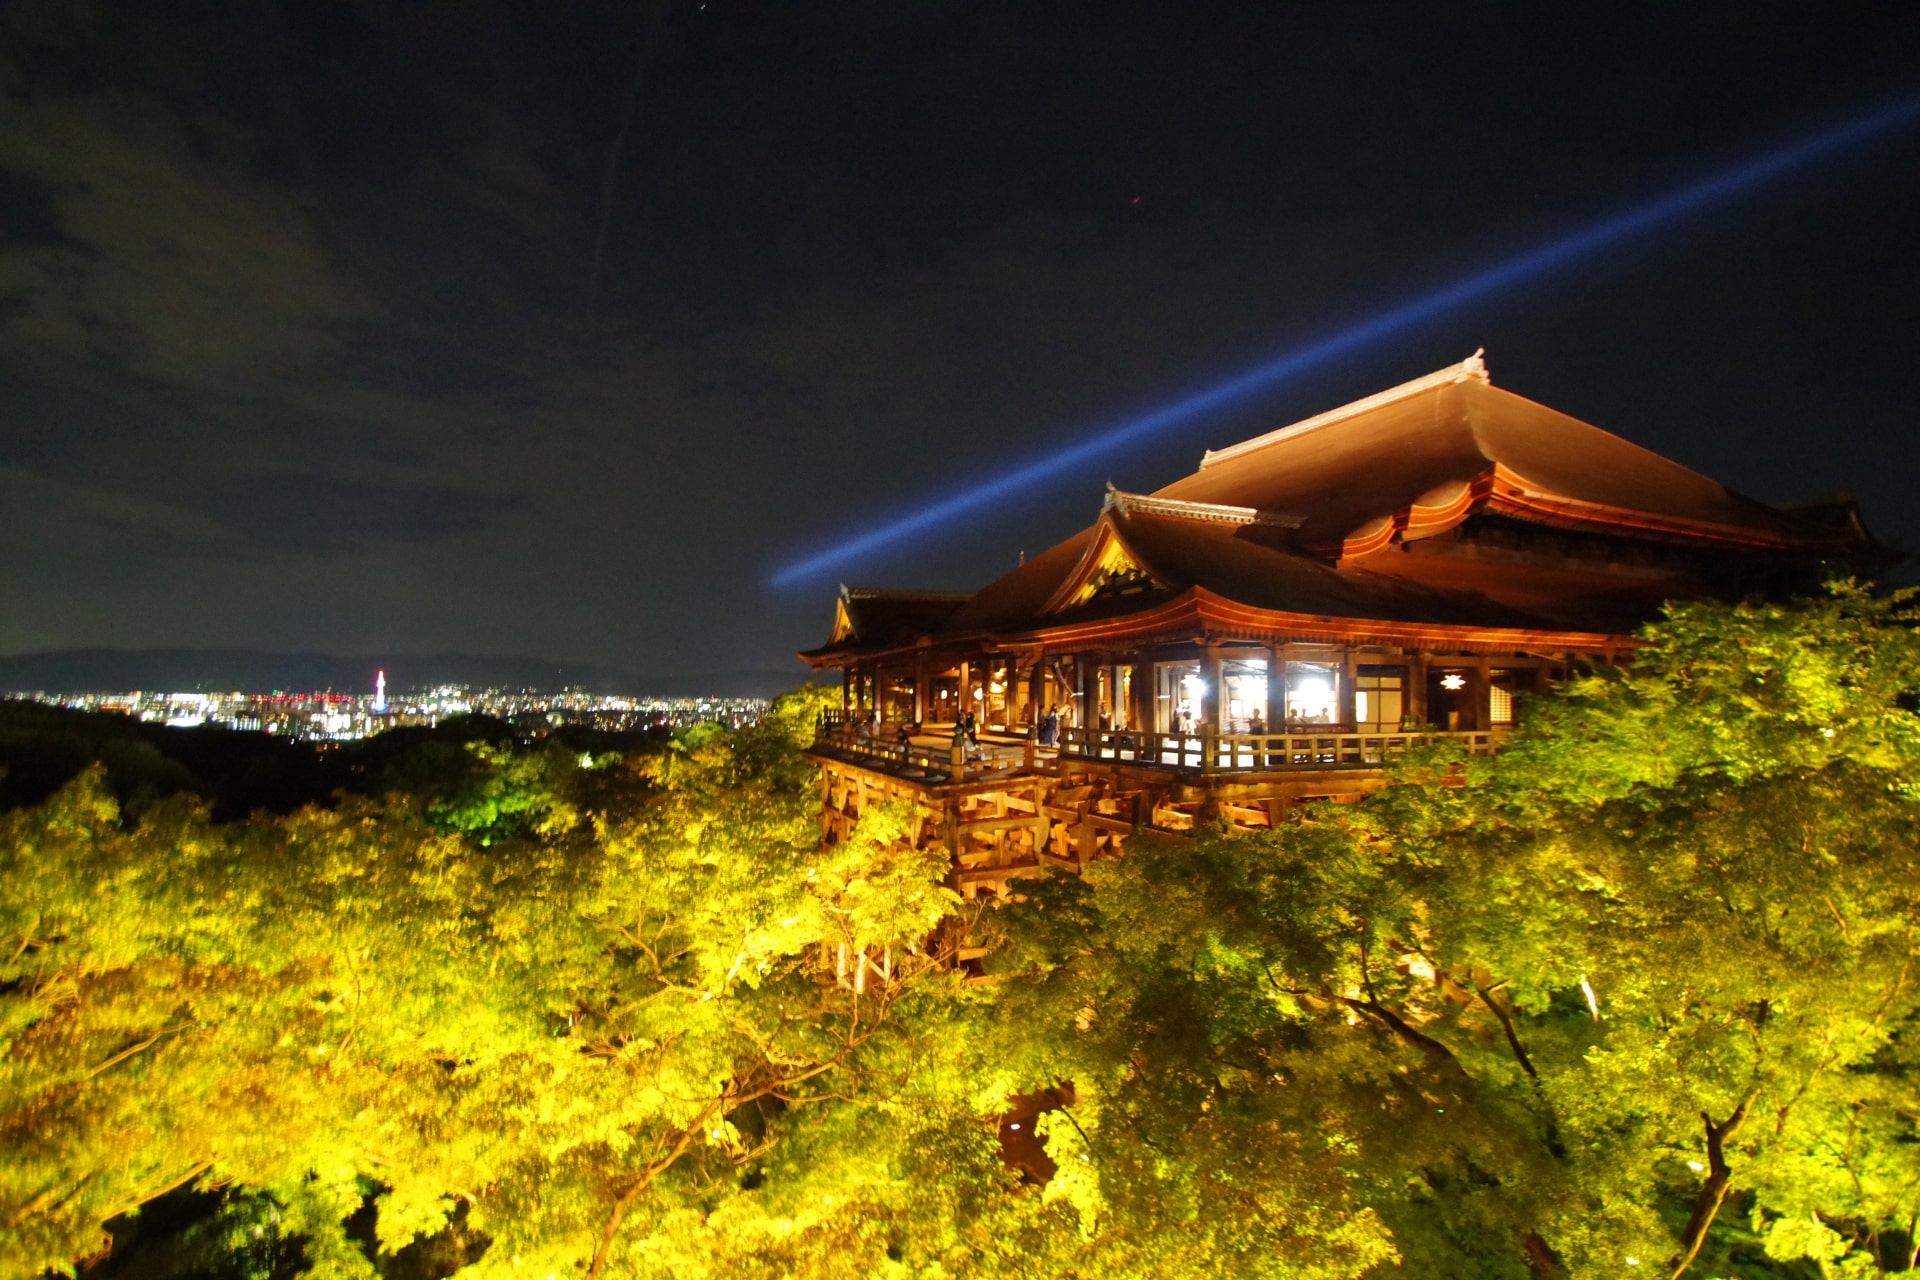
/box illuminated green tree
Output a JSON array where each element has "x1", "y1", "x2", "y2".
[
  {"x1": 1400, "y1": 584, "x2": 1920, "y2": 1277},
  {"x1": 977, "y1": 585, "x2": 1920, "y2": 1279},
  {"x1": 0, "y1": 690, "x2": 982, "y2": 1280},
  {"x1": 11, "y1": 591, "x2": 1920, "y2": 1279}
]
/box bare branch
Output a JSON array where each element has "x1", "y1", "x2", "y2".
[
  {"x1": 1669, "y1": 1089, "x2": 1759, "y2": 1280},
  {"x1": 1471, "y1": 973, "x2": 1539, "y2": 1082},
  {"x1": 84, "y1": 1025, "x2": 186, "y2": 1080}
]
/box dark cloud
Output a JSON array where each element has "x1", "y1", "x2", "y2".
[
  {"x1": 201, "y1": 476, "x2": 520, "y2": 552},
  {"x1": 2, "y1": 0, "x2": 1918, "y2": 676}
]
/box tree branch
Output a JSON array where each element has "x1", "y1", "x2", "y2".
[
  {"x1": 1471, "y1": 975, "x2": 1539, "y2": 1082},
  {"x1": 1669, "y1": 1089, "x2": 1758, "y2": 1280},
  {"x1": 1521, "y1": 1229, "x2": 1566, "y2": 1277},
  {"x1": 586, "y1": 1096, "x2": 723, "y2": 1279},
  {"x1": 583, "y1": 1006, "x2": 892, "y2": 1276},
  {"x1": 1267, "y1": 965, "x2": 1465, "y2": 1073},
  {"x1": 1336, "y1": 994, "x2": 1466, "y2": 1071},
  {"x1": 84, "y1": 1026, "x2": 182, "y2": 1080},
  {"x1": 7, "y1": 924, "x2": 41, "y2": 966}
]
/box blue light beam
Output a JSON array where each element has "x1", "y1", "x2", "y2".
[{"x1": 770, "y1": 94, "x2": 1920, "y2": 589}]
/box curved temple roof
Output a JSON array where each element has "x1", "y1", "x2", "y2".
[
  {"x1": 805, "y1": 355, "x2": 1873, "y2": 663},
  {"x1": 1159, "y1": 352, "x2": 1827, "y2": 554}
]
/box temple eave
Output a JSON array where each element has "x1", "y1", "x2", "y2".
[{"x1": 805, "y1": 354, "x2": 1883, "y2": 759}]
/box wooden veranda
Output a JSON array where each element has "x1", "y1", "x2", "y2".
[{"x1": 808, "y1": 714, "x2": 1503, "y2": 903}]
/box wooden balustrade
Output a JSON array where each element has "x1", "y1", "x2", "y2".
[
  {"x1": 1053, "y1": 725, "x2": 1502, "y2": 770},
  {"x1": 814, "y1": 715, "x2": 1503, "y2": 777},
  {"x1": 812, "y1": 717, "x2": 1029, "y2": 777}
]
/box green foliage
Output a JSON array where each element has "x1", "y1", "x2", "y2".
[
  {"x1": 969, "y1": 585, "x2": 1920, "y2": 1278},
  {"x1": 0, "y1": 687, "x2": 974, "y2": 1280},
  {"x1": 10, "y1": 606, "x2": 1920, "y2": 1280}
]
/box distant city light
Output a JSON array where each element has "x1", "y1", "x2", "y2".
[{"x1": 4, "y1": 686, "x2": 771, "y2": 742}]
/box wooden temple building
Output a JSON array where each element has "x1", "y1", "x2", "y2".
[{"x1": 801, "y1": 353, "x2": 1877, "y2": 904}]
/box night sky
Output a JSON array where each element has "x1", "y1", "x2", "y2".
[{"x1": 4, "y1": 2, "x2": 1918, "y2": 683}]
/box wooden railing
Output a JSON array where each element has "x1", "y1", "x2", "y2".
[
  {"x1": 815, "y1": 715, "x2": 1504, "y2": 776},
  {"x1": 1056, "y1": 725, "x2": 1503, "y2": 770},
  {"x1": 812, "y1": 718, "x2": 1030, "y2": 776}
]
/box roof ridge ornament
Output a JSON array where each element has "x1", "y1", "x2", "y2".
[
  {"x1": 1103, "y1": 483, "x2": 1303, "y2": 528},
  {"x1": 1197, "y1": 350, "x2": 1492, "y2": 470}
]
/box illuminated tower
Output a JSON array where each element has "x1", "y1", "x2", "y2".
[{"x1": 374, "y1": 669, "x2": 388, "y2": 713}]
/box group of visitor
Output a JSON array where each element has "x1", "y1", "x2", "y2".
[{"x1": 949, "y1": 711, "x2": 984, "y2": 763}]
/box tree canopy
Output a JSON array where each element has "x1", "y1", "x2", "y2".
[{"x1": 7, "y1": 587, "x2": 1920, "y2": 1278}]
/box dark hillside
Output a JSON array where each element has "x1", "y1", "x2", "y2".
[{"x1": 0, "y1": 702, "x2": 674, "y2": 821}]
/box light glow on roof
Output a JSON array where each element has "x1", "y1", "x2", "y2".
[{"x1": 768, "y1": 92, "x2": 1920, "y2": 589}]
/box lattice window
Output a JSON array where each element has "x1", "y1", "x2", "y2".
[{"x1": 1489, "y1": 676, "x2": 1515, "y2": 725}]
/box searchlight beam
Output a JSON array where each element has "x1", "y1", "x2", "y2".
[{"x1": 770, "y1": 94, "x2": 1920, "y2": 589}]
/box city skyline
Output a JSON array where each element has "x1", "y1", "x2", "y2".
[{"x1": 10, "y1": 681, "x2": 768, "y2": 742}]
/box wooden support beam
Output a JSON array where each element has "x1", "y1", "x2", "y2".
[
  {"x1": 1129, "y1": 655, "x2": 1151, "y2": 734},
  {"x1": 1466, "y1": 665, "x2": 1490, "y2": 734},
  {"x1": 956, "y1": 862, "x2": 1053, "y2": 889},
  {"x1": 957, "y1": 814, "x2": 1051, "y2": 836},
  {"x1": 1407, "y1": 652, "x2": 1430, "y2": 726},
  {"x1": 1201, "y1": 641, "x2": 1224, "y2": 731},
  {"x1": 1075, "y1": 821, "x2": 1100, "y2": 865}
]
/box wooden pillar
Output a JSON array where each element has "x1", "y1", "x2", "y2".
[
  {"x1": 1406, "y1": 653, "x2": 1430, "y2": 727},
  {"x1": 1195, "y1": 642, "x2": 1221, "y2": 772},
  {"x1": 1338, "y1": 647, "x2": 1358, "y2": 729},
  {"x1": 1268, "y1": 642, "x2": 1289, "y2": 726},
  {"x1": 1028, "y1": 657, "x2": 1047, "y2": 722},
  {"x1": 1130, "y1": 654, "x2": 1152, "y2": 734},
  {"x1": 1201, "y1": 642, "x2": 1224, "y2": 730},
  {"x1": 911, "y1": 651, "x2": 928, "y2": 724},
  {"x1": 956, "y1": 659, "x2": 970, "y2": 726},
  {"x1": 1465, "y1": 663, "x2": 1490, "y2": 733}
]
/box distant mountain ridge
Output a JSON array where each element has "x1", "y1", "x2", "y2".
[{"x1": 0, "y1": 649, "x2": 810, "y2": 699}]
